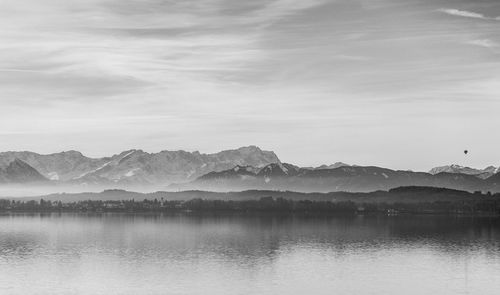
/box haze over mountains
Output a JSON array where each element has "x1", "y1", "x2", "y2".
[{"x1": 0, "y1": 146, "x2": 499, "y2": 195}]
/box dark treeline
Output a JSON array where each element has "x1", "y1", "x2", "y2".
[
  {"x1": 2, "y1": 195, "x2": 500, "y2": 215},
  {"x1": 0, "y1": 198, "x2": 358, "y2": 213}
]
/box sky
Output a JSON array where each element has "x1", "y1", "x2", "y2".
[{"x1": 0, "y1": 0, "x2": 499, "y2": 171}]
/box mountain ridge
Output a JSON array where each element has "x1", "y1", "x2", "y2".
[
  {"x1": 0, "y1": 146, "x2": 280, "y2": 185},
  {"x1": 0, "y1": 159, "x2": 48, "y2": 183},
  {"x1": 0, "y1": 147, "x2": 499, "y2": 194},
  {"x1": 171, "y1": 162, "x2": 500, "y2": 193},
  {"x1": 429, "y1": 164, "x2": 498, "y2": 179}
]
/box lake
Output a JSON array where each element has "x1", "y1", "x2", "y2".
[{"x1": 1, "y1": 213, "x2": 500, "y2": 295}]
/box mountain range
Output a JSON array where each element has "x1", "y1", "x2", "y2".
[
  {"x1": 0, "y1": 146, "x2": 278, "y2": 185},
  {"x1": 171, "y1": 162, "x2": 500, "y2": 193},
  {"x1": 0, "y1": 146, "x2": 499, "y2": 194}
]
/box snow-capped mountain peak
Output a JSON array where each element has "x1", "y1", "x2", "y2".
[{"x1": 429, "y1": 164, "x2": 498, "y2": 179}]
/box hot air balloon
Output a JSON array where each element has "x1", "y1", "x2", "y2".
[{"x1": 464, "y1": 150, "x2": 468, "y2": 155}]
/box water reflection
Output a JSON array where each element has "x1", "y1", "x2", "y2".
[{"x1": 0, "y1": 213, "x2": 500, "y2": 295}]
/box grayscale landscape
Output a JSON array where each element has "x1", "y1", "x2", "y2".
[{"x1": 1, "y1": 0, "x2": 500, "y2": 294}]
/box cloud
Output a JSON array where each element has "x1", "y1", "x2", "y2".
[
  {"x1": 243, "y1": 0, "x2": 326, "y2": 25},
  {"x1": 438, "y1": 8, "x2": 486, "y2": 19},
  {"x1": 437, "y1": 8, "x2": 493, "y2": 20},
  {"x1": 467, "y1": 39, "x2": 499, "y2": 48},
  {"x1": 1, "y1": 0, "x2": 500, "y2": 170},
  {"x1": 0, "y1": 0, "x2": 333, "y2": 108}
]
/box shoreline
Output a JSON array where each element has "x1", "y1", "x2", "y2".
[{"x1": 1, "y1": 208, "x2": 499, "y2": 218}]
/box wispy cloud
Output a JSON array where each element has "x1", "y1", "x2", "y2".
[
  {"x1": 0, "y1": 0, "x2": 329, "y2": 100},
  {"x1": 467, "y1": 39, "x2": 499, "y2": 48},
  {"x1": 1, "y1": 0, "x2": 500, "y2": 170},
  {"x1": 437, "y1": 8, "x2": 498, "y2": 20}
]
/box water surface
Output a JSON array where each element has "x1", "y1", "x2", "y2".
[{"x1": 1, "y1": 213, "x2": 500, "y2": 295}]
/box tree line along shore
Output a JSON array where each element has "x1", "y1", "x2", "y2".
[{"x1": 1, "y1": 186, "x2": 500, "y2": 216}]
